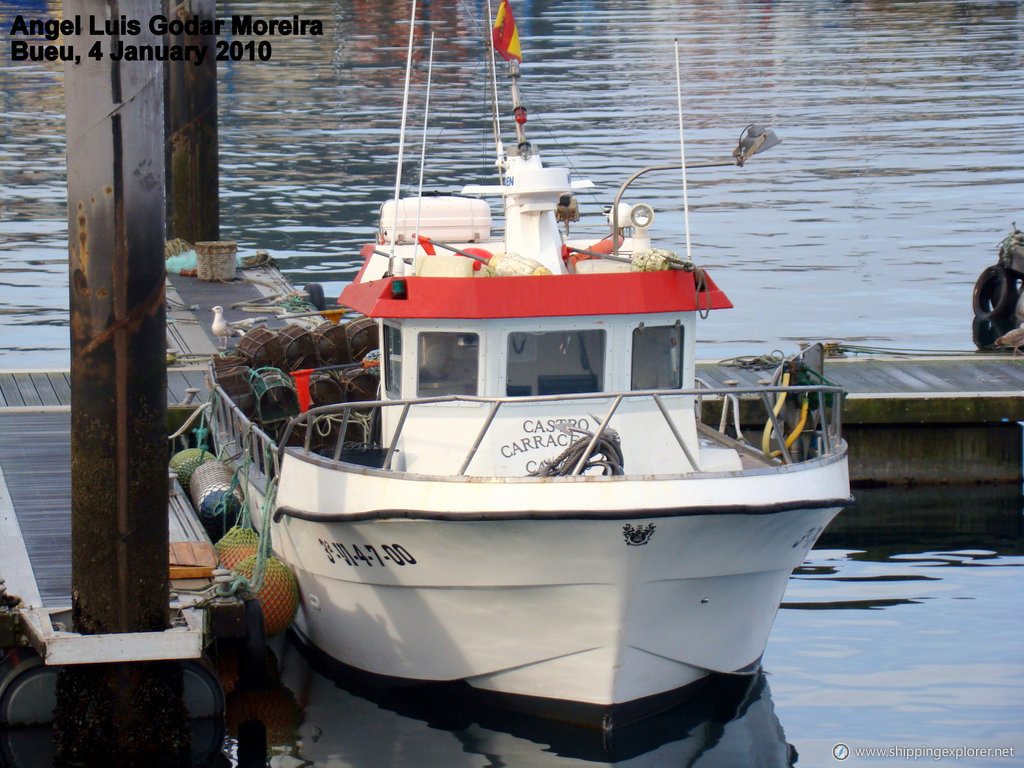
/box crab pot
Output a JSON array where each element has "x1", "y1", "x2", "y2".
[
  {"x1": 335, "y1": 368, "x2": 380, "y2": 443},
  {"x1": 335, "y1": 368, "x2": 378, "y2": 402},
  {"x1": 308, "y1": 371, "x2": 346, "y2": 408},
  {"x1": 250, "y1": 367, "x2": 300, "y2": 425},
  {"x1": 189, "y1": 461, "x2": 243, "y2": 531},
  {"x1": 213, "y1": 351, "x2": 247, "y2": 369},
  {"x1": 344, "y1": 317, "x2": 379, "y2": 361},
  {"x1": 212, "y1": 362, "x2": 256, "y2": 418},
  {"x1": 278, "y1": 324, "x2": 316, "y2": 370},
  {"x1": 312, "y1": 321, "x2": 352, "y2": 366},
  {"x1": 236, "y1": 327, "x2": 286, "y2": 370}
]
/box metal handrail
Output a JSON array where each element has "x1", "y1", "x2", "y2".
[
  {"x1": 210, "y1": 384, "x2": 280, "y2": 492},
  {"x1": 267, "y1": 382, "x2": 843, "y2": 476}
]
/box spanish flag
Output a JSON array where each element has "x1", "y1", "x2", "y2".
[{"x1": 492, "y1": 0, "x2": 522, "y2": 62}]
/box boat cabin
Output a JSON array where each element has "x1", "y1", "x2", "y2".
[{"x1": 339, "y1": 192, "x2": 737, "y2": 479}]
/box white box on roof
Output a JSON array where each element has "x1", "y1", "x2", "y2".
[{"x1": 379, "y1": 196, "x2": 492, "y2": 244}]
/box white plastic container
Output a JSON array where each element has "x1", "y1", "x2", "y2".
[{"x1": 379, "y1": 196, "x2": 492, "y2": 244}]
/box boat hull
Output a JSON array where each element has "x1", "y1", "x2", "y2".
[{"x1": 259, "y1": 456, "x2": 847, "y2": 725}]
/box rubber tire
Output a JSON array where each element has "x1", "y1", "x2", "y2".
[
  {"x1": 304, "y1": 282, "x2": 326, "y2": 311},
  {"x1": 972, "y1": 265, "x2": 1017, "y2": 321},
  {"x1": 238, "y1": 598, "x2": 268, "y2": 689}
]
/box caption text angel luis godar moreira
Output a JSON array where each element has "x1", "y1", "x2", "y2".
[{"x1": 9, "y1": 14, "x2": 324, "y2": 65}]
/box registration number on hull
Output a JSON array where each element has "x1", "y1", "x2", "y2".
[{"x1": 318, "y1": 539, "x2": 418, "y2": 567}]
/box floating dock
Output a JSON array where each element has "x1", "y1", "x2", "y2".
[{"x1": 698, "y1": 354, "x2": 1024, "y2": 484}]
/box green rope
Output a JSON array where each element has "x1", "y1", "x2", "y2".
[
  {"x1": 247, "y1": 477, "x2": 278, "y2": 594},
  {"x1": 192, "y1": 405, "x2": 210, "y2": 451},
  {"x1": 718, "y1": 351, "x2": 786, "y2": 370},
  {"x1": 277, "y1": 294, "x2": 317, "y2": 313}
]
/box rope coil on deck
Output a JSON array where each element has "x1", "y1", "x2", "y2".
[{"x1": 530, "y1": 425, "x2": 625, "y2": 476}]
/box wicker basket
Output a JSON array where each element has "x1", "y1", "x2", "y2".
[{"x1": 195, "y1": 241, "x2": 237, "y2": 281}]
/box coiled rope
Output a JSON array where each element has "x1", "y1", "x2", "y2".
[{"x1": 530, "y1": 425, "x2": 625, "y2": 477}]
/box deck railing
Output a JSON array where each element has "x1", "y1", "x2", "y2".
[
  {"x1": 210, "y1": 383, "x2": 281, "y2": 493},
  {"x1": 213, "y1": 382, "x2": 845, "y2": 478}
]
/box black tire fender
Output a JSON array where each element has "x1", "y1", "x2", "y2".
[
  {"x1": 238, "y1": 597, "x2": 268, "y2": 688},
  {"x1": 304, "y1": 282, "x2": 326, "y2": 311},
  {"x1": 972, "y1": 265, "x2": 1017, "y2": 321}
]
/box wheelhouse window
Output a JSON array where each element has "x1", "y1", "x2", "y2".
[
  {"x1": 383, "y1": 323, "x2": 402, "y2": 398},
  {"x1": 417, "y1": 332, "x2": 479, "y2": 396},
  {"x1": 506, "y1": 329, "x2": 605, "y2": 396},
  {"x1": 631, "y1": 324, "x2": 683, "y2": 389}
]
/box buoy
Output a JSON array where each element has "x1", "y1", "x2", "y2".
[
  {"x1": 215, "y1": 526, "x2": 260, "y2": 571},
  {"x1": 631, "y1": 247, "x2": 679, "y2": 272},
  {"x1": 189, "y1": 462, "x2": 243, "y2": 533},
  {"x1": 488, "y1": 252, "x2": 552, "y2": 276},
  {"x1": 170, "y1": 448, "x2": 216, "y2": 489},
  {"x1": 233, "y1": 555, "x2": 299, "y2": 637}
]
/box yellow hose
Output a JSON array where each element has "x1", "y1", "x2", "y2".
[
  {"x1": 785, "y1": 397, "x2": 810, "y2": 450},
  {"x1": 761, "y1": 372, "x2": 790, "y2": 456}
]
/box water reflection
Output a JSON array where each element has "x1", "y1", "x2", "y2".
[
  {"x1": 972, "y1": 314, "x2": 1020, "y2": 351},
  {"x1": 261, "y1": 646, "x2": 796, "y2": 768}
]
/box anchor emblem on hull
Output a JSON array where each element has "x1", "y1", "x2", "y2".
[{"x1": 622, "y1": 523, "x2": 656, "y2": 546}]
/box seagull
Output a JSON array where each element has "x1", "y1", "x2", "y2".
[
  {"x1": 994, "y1": 322, "x2": 1024, "y2": 356},
  {"x1": 211, "y1": 306, "x2": 231, "y2": 349}
]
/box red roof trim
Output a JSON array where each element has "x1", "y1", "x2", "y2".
[{"x1": 339, "y1": 267, "x2": 732, "y2": 319}]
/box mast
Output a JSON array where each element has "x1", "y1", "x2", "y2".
[
  {"x1": 507, "y1": 61, "x2": 528, "y2": 152},
  {"x1": 489, "y1": 0, "x2": 528, "y2": 158}
]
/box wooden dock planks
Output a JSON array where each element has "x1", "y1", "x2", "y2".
[
  {"x1": 0, "y1": 410, "x2": 73, "y2": 607},
  {"x1": 697, "y1": 354, "x2": 1024, "y2": 397},
  {"x1": 0, "y1": 411, "x2": 213, "y2": 609},
  {"x1": 0, "y1": 368, "x2": 209, "y2": 409}
]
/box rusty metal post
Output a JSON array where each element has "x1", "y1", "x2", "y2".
[
  {"x1": 58, "y1": 0, "x2": 189, "y2": 763},
  {"x1": 166, "y1": 0, "x2": 219, "y2": 242}
]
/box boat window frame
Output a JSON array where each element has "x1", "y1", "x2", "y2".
[
  {"x1": 630, "y1": 321, "x2": 684, "y2": 390},
  {"x1": 416, "y1": 330, "x2": 481, "y2": 397},
  {"x1": 382, "y1": 322, "x2": 402, "y2": 398},
  {"x1": 503, "y1": 325, "x2": 607, "y2": 397}
]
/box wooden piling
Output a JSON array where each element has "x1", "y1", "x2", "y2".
[
  {"x1": 165, "y1": 0, "x2": 219, "y2": 242},
  {"x1": 58, "y1": 0, "x2": 189, "y2": 763}
]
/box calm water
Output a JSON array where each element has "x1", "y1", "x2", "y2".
[
  {"x1": 2, "y1": 1, "x2": 1024, "y2": 766},
  {"x1": 2, "y1": 0, "x2": 1024, "y2": 366},
  {"x1": 233, "y1": 487, "x2": 1024, "y2": 768}
]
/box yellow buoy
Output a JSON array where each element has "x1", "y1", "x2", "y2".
[
  {"x1": 233, "y1": 554, "x2": 299, "y2": 637},
  {"x1": 170, "y1": 448, "x2": 216, "y2": 489},
  {"x1": 215, "y1": 526, "x2": 260, "y2": 571}
]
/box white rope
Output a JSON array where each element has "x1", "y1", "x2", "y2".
[{"x1": 390, "y1": 0, "x2": 418, "y2": 275}]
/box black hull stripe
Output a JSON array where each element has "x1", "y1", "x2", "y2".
[{"x1": 273, "y1": 496, "x2": 854, "y2": 523}]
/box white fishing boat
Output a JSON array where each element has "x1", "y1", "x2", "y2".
[{"x1": 208, "y1": 2, "x2": 850, "y2": 730}]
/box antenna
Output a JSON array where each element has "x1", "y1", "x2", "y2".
[
  {"x1": 674, "y1": 39, "x2": 692, "y2": 264},
  {"x1": 414, "y1": 31, "x2": 436, "y2": 252},
  {"x1": 390, "y1": 0, "x2": 418, "y2": 276}
]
